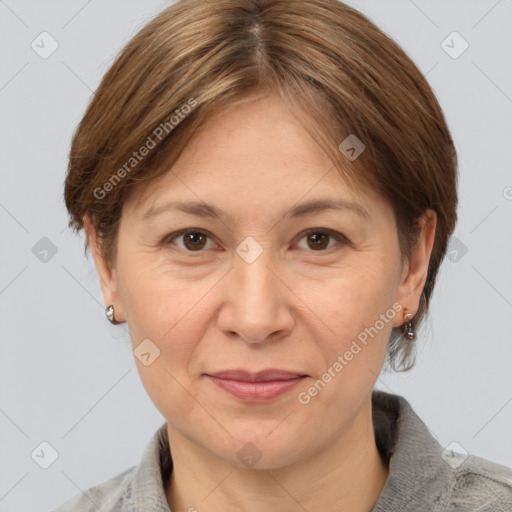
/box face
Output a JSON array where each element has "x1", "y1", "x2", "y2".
[{"x1": 90, "y1": 92, "x2": 435, "y2": 469}]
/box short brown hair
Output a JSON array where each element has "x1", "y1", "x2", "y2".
[{"x1": 64, "y1": 0, "x2": 458, "y2": 371}]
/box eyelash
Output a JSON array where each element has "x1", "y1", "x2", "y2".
[{"x1": 162, "y1": 228, "x2": 350, "y2": 254}]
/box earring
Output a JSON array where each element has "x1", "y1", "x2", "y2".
[
  {"x1": 403, "y1": 311, "x2": 416, "y2": 341},
  {"x1": 106, "y1": 304, "x2": 119, "y2": 324}
]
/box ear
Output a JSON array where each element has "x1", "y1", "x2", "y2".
[
  {"x1": 83, "y1": 216, "x2": 126, "y2": 323},
  {"x1": 392, "y1": 209, "x2": 437, "y2": 327}
]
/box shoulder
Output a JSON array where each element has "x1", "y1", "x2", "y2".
[
  {"x1": 50, "y1": 466, "x2": 136, "y2": 512},
  {"x1": 444, "y1": 454, "x2": 512, "y2": 510},
  {"x1": 50, "y1": 422, "x2": 171, "y2": 511},
  {"x1": 371, "y1": 390, "x2": 512, "y2": 511}
]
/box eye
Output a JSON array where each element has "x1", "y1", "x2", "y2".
[
  {"x1": 163, "y1": 228, "x2": 349, "y2": 253},
  {"x1": 163, "y1": 229, "x2": 217, "y2": 252},
  {"x1": 296, "y1": 229, "x2": 349, "y2": 252}
]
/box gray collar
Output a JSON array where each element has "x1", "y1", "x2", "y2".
[{"x1": 371, "y1": 390, "x2": 453, "y2": 510}]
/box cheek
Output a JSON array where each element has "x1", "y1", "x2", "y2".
[
  {"x1": 288, "y1": 269, "x2": 398, "y2": 440},
  {"x1": 116, "y1": 253, "x2": 212, "y2": 340},
  {"x1": 115, "y1": 256, "x2": 220, "y2": 409},
  {"x1": 297, "y1": 256, "x2": 401, "y2": 395},
  {"x1": 307, "y1": 256, "x2": 400, "y2": 340}
]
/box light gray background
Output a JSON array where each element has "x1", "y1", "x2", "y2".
[{"x1": 1, "y1": 1, "x2": 511, "y2": 510}]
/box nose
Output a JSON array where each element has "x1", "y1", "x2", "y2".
[{"x1": 217, "y1": 248, "x2": 295, "y2": 345}]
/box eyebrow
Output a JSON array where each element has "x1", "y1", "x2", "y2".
[{"x1": 142, "y1": 198, "x2": 370, "y2": 222}]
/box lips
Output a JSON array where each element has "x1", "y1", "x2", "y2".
[
  {"x1": 208, "y1": 369, "x2": 306, "y2": 382},
  {"x1": 205, "y1": 369, "x2": 307, "y2": 403}
]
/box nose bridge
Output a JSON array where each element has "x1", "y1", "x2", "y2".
[
  {"x1": 220, "y1": 240, "x2": 292, "y2": 343},
  {"x1": 234, "y1": 243, "x2": 277, "y2": 311},
  {"x1": 234, "y1": 233, "x2": 275, "y2": 289}
]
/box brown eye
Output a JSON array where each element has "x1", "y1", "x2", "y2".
[
  {"x1": 165, "y1": 230, "x2": 215, "y2": 252},
  {"x1": 297, "y1": 229, "x2": 348, "y2": 252},
  {"x1": 307, "y1": 232, "x2": 330, "y2": 250},
  {"x1": 183, "y1": 232, "x2": 208, "y2": 251}
]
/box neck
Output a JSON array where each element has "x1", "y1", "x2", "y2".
[{"x1": 166, "y1": 398, "x2": 389, "y2": 512}]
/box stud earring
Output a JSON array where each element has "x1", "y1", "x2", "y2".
[
  {"x1": 403, "y1": 311, "x2": 416, "y2": 341},
  {"x1": 106, "y1": 304, "x2": 119, "y2": 324}
]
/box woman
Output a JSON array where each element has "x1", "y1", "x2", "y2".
[{"x1": 53, "y1": 0, "x2": 512, "y2": 510}]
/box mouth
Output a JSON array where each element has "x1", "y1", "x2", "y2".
[{"x1": 205, "y1": 369, "x2": 308, "y2": 403}]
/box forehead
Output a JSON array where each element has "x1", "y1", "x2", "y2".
[
  {"x1": 177, "y1": 93, "x2": 333, "y2": 177},
  {"x1": 124, "y1": 93, "x2": 381, "y2": 219}
]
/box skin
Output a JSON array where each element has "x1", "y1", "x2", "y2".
[{"x1": 86, "y1": 92, "x2": 436, "y2": 512}]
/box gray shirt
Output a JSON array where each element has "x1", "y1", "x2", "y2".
[{"x1": 51, "y1": 390, "x2": 512, "y2": 511}]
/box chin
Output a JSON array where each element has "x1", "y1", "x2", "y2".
[{"x1": 211, "y1": 427, "x2": 313, "y2": 471}]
